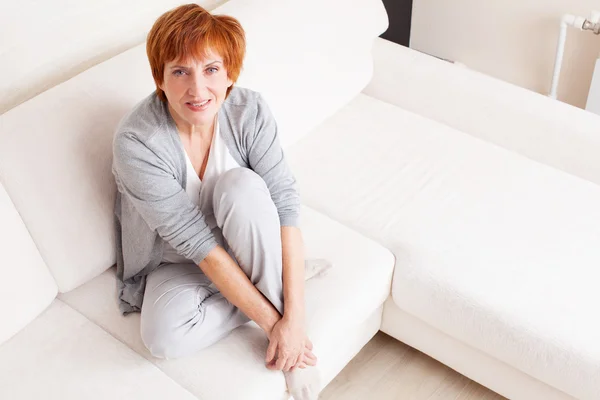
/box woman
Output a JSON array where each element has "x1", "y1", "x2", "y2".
[{"x1": 112, "y1": 3, "x2": 324, "y2": 399}]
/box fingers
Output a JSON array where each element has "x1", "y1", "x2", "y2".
[
  {"x1": 302, "y1": 348, "x2": 317, "y2": 366},
  {"x1": 266, "y1": 336, "x2": 317, "y2": 371},
  {"x1": 304, "y1": 348, "x2": 317, "y2": 361},
  {"x1": 306, "y1": 338, "x2": 313, "y2": 350},
  {"x1": 268, "y1": 354, "x2": 299, "y2": 371},
  {"x1": 304, "y1": 350, "x2": 316, "y2": 360},
  {"x1": 290, "y1": 362, "x2": 307, "y2": 372},
  {"x1": 266, "y1": 339, "x2": 278, "y2": 363},
  {"x1": 303, "y1": 354, "x2": 317, "y2": 367},
  {"x1": 266, "y1": 361, "x2": 277, "y2": 370},
  {"x1": 266, "y1": 359, "x2": 280, "y2": 370},
  {"x1": 270, "y1": 349, "x2": 307, "y2": 371},
  {"x1": 290, "y1": 354, "x2": 312, "y2": 372},
  {"x1": 275, "y1": 350, "x2": 287, "y2": 371},
  {"x1": 303, "y1": 357, "x2": 317, "y2": 367},
  {"x1": 283, "y1": 355, "x2": 298, "y2": 372}
]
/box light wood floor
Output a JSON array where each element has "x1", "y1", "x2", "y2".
[{"x1": 321, "y1": 332, "x2": 506, "y2": 400}]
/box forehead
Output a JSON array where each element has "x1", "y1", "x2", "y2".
[{"x1": 166, "y1": 47, "x2": 224, "y2": 67}]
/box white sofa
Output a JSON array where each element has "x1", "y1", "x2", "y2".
[{"x1": 1, "y1": 1, "x2": 599, "y2": 399}]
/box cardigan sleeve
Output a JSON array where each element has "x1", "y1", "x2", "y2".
[
  {"x1": 112, "y1": 131, "x2": 218, "y2": 265},
  {"x1": 246, "y1": 93, "x2": 301, "y2": 227}
]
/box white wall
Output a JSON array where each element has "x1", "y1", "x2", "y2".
[{"x1": 410, "y1": 0, "x2": 600, "y2": 109}]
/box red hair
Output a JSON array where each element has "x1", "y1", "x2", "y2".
[{"x1": 146, "y1": 4, "x2": 246, "y2": 101}]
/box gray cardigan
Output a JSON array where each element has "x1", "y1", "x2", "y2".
[{"x1": 112, "y1": 87, "x2": 300, "y2": 314}]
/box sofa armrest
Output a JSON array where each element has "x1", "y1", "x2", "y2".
[{"x1": 364, "y1": 37, "x2": 600, "y2": 186}]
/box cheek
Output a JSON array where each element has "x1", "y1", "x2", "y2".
[
  {"x1": 163, "y1": 78, "x2": 186, "y2": 99},
  {"x1": 211, "y1": 76, "x2": 231, "y2": 96}
]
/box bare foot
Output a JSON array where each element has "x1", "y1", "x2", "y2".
[{"x1": 304, "y1": 259, "x2": 332, "y2": 281}]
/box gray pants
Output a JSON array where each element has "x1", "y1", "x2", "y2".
[{"x1": 140, "y1": 168, "x2": 285, "y2": 359}]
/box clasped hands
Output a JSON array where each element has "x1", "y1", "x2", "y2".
[{"x1": 265, "y1": 315, "x2": 317, "y2": 372}]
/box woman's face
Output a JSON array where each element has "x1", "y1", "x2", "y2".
[{"x1": 161, "y1": 49, "x2": 233, "y2": 132}]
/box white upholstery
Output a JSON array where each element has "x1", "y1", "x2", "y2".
[
  {"x1": 0, "y1": 0, "x2": 228, "y2": 113},
  {"x1": 0, "y1": 300, "x2": 197, "y2": 399},
  {"x1": 4, "y1": 1, "x2": 595, "y2": 399},
  {"x1": 287, "y1": 94, "x2": 600, "y2": 399},
  {"x1": 381, "y1": 298, "x2": 574, "y2": 400},
  {"x1": 0, "y1": 0, "x2": 388, "y2": 293},
  {"x1": 0, "y1": 0, "x2": 387, "y2": 292},
  {"x1": 363, "y1": 38, "x2": 600, "y2": 186},
  {"x1": 0, "y1": 58, "x2": 126, "y2": 291},
  {"x1": 218, "y1": 0, "x2": 389, "y2": 147},
  {"x1": 58, "y1": 206, "x2": 394, "y2": 399},
  {"x1": 0, "y1": 184, "x2": 57, "y2": 346}
]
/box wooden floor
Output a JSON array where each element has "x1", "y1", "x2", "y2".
[{"x1": 321, "y1": 332, "x2": 506, "y2": 400}]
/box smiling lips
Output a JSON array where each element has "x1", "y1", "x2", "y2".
[{"x1": 185, "y1": 99, "x2": 211, "y2": 111}]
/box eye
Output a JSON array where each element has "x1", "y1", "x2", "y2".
[
  {"x1": 172, "y1": 69, "x2": 187, "y2": 76},
  {"x1": 206, "y1": 66, "x2": 219, "y2": 74}
]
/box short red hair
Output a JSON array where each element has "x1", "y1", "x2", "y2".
[{"x1": 146, "y1": 4, "x2": 246, "y2": 101}]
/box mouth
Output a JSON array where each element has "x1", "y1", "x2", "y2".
[{"x1": 185, "y1": 99, "x2": 211, "y2": 112}]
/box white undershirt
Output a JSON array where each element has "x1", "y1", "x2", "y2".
[{"x1": 162, "y1": 120, "x2": 240, "y2": 264}]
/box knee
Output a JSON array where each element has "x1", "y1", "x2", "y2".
[
  {"x1": 214, "y1": 168, "x2": 275, "y2": 214},
  {"x1": 215, "y1": 168, "x2": 268, "y2": 199}
]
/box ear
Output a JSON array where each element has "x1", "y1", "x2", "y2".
[{"x1": 227, "y1": 77, "x2": 234, "y2": 88}]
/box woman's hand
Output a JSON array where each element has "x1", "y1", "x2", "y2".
[
  {"x1": 290, "y1": 338, "x2": 318, "y2": 371},
  {"x1": 265, "y1": 316, "x2": 317, "y2": 371}
]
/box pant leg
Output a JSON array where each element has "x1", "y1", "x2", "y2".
[
  {"x1": 140, "y1": 262, "x2": 249, "y2": 359},
  {"x1": 140, "y1": 167, "x2": 284, "y2": 359},
  {"x1": 213, "y1": 167, "x2": 284, "y2": 314}
]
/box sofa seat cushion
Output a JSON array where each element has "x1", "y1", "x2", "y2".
[
  {"x1": 59, "y1": 206, "x2": 394, "y2": 400},
  {"x1": 0, "y1": 300, "x2": 197, "y2": 399},
  {"x1": 286, "y1": 94, "x2": 600, "y2": 400}
]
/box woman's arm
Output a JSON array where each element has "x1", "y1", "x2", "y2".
[
  {"x1": 113, "y1": 132, "x2": 218, "y2": 264},
  {"x1": 281, "y1": 226, "x2": 305, "y2": 321},
  {"x1": 199, "y1": 246, "x2": 281, "y2": 334},
  {"x1": 201, "y1": 244, "x2": 317, "y2": 372},
  {"x1": 199, "y1": 230, "x2": 306, "y2": 336},
  {"x1": 264, "y1": 226, "x2": 315, "y2": 372},
  {"x1": 243, "y1": 93, "x2": 317, "y2": 371}
]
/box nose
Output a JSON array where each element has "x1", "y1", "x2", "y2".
[{"x1": 188, "y1": 71, "x2": 209, "y2": 97}]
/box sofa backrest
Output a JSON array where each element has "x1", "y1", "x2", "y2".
[
  {"x1": 0, "y1": 0, "x2": 388, "y2": 292},
  {"x1": 215, "y1": 0, "x2": 388, "y2": 147},
  {"x1": 0, "y1": 183, "x2": 57, "y2": 346},
  {"x1": 364, "y1": 39, "x2": 600, "y2": 187},
  {"x1": 0, "y1": 0, "x2": 229, "y2": 114}
]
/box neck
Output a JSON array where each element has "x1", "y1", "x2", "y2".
[
  {"x1": 185, "y1": 120, "x2": 214, "y2": 139},
  {"x1": 168, "y1": 104, "x2": 214, "y2": 139}
]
